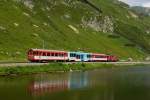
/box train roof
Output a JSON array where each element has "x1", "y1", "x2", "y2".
[
  {"x1": 68, "y1": 51, "x2": 91, "y2": 54},
  {"x1": 28, "y1": 49, "x2": 106, "y2": 55},
  {"x1": 92, "y1": 53, "x2": 106, "y2": 55},
  {"x1": 28, "y1": 49, "x2": 67, "y2": 53}
]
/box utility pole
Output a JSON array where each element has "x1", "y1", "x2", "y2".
[{"x1": 43, "y1": 40, "x2": 45, "y2": 49}]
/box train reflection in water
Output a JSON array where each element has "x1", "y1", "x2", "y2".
[{"x1": 28, "y1": 72, "x2": 90, "y2": 96}]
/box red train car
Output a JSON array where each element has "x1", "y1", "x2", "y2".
[
  {"x1": 106, "y1": 55, "x2": 118, "y2": 62},
  {"x1": 90, "y1": 53, "x2": 118, "y2": 62},
  {"x1": 27, "y1": 49, "x2": 68, "y2": 62},
  {"x1": 90, "y1": 53, "x2": 107, "y2": 62}
]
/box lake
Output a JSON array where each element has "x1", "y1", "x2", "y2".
[{"x1": 0, "y1": 65, "x2": 150, "y2": 100}]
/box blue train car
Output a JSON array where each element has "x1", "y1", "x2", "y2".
[{"x1": 68, "y1": 51, "x2": 91, "y2": 62}]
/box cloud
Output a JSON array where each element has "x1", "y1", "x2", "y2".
[
  {"x1": 142, "y1": 2, "x2": 150, "y2": 7},
  {"x1": 119, "y1": 0, "x2": 150, "y2": 7}
]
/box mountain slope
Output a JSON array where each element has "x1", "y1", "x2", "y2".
[
  {"x1": 131, "y1": 6, "x2": 150, "y2": 16},
  {"x1": 0, "y1": 0, "x2": 148, "y2": 61}
]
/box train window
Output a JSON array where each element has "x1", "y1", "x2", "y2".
[
  {"x1": 47, "y1": 53, "x2": 50, "y2": 56},
  {"x1": 74, "y1": 54, "x2": 76, "y2": 57},
  {"x1": 40, "y1": 52, "x2": 42, "y2": 56},
  {"x1": 51, "y1": 53, "x2": 54, "y2": 56},
  {"x1": 70, "y1": 54, "x2": 72, "y2": 57},
  {"x1": 31, "y1": 51, "x2": 33, "y2": 55},
  {"x1": 58, "y1": 53, "x2": 61, "y2": 57},
  {"x1": 33, "y1": 51, "x2": 36, "y2": 55},
  {"x1": 76, "y1": 55, "x2": 80, "y2": 59},
  {"x1": 94, "y1": 55, "x2": 105, "y2": 58},
  {"x1": 60, "y1": 54, "x2": 62, "y2": 57},
  {"x1": 70, "y1": 53, "x2": 76, "y2": 57},
  {"x1": 43, "y1": 52, "x2": 46, "y2": 56},
  {"x1": 58, "y1": 53, "x2": 61, "y2": 56},
  {"x1": 95, "y1": 56, "x2": 99, "y2": 58},
  {"x1": 101, "y1": 56, "x2": 106, "y2": 58},
  {"x1": 60, "y1": 54, "x2": 64, "y2": 57},
  {"x1": 39, "y1": 52, "x2": 42, "y2": 56},
  {"x1": 37, "y1": 52, "x2": 40, "y2": 55},
  {"x1": 36, "y1": 52, "x2": 38, "y2": 55},
  {"x1": 55, "y1": 53, "x2": 58, "y2": 56},
  {"x1": 76, "y1": 55, "x2": 78, "y2": 59},
  {"x1": 64, "y1": 53, "x2": 66, "y2": 57},
  {"x1": 29, "y1": 51, "x2": 32, "y2": 55},
  {"x1": 70, "y1": 54, "x2": 73, "y2": 57},
  {"x1": 66, "y1": 53, "x2": 68, "y2": 56},
  {"x1": 87, "y1": 55, "x2": 91, "y2": 58}
]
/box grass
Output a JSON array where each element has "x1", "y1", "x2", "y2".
[
  {"x1": 0, "y1": 63, "x2": 116, "y2": 75},
  {"x1": 0, "y1": 62, "x2": 149, "y2": 76},
  {"x1": 0, "y1": 0, "x2": 149, "y2": 61},
  {"x1": 91, "y1": 0, "x2": 150, "y2": 52}
]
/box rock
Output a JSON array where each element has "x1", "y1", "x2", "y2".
[
  {"x1": 61, "y1": 0, "x2": 79, "y2": 8},
  {"x1": 47, "y1": 16, "x2": 50, "y2": 18},
  {"x1": 69, "y1": 68, "x2": 73, "y2": 72},
  {"x1": 13, "y1": 0, "x2": 34, "y2": 9},
  {"x1": 145, "y1": 56, "x2": 150, "y2": 61},
  {"x1": 41, "y1": 8, "x2": 46, "y2": 11},
  {"x1": 33, "y1": 24, "x2": 39, "y2": 28},
  {"x1": 43, "y1": 22, "x2": 48, "y2": 26},
  {"x1": 6, "y1": 52, "x2": 9, "y2": 55},
  {"x1": 14, "y1": 23, "x2": 19, "y2": 27},
  {"x1": 15, "y1": 51, "x2": 21, "y2": 55},
  {"x1": 23, "y1": 0, "x2": 34, "y2": 9},
  {"x1": 32, "y1": 33, "x2": 39, "y2": 37},
  {"x1": 23, "y1": 12, "x2": 30, "y2": 17},
  {"x1": 0, "y1": 26, "x2": 6, "y2": 30},
  {"x1": 128, "y1": 58, "x2": 133, "y2": 61},
  {"x1": 128, "y1": 11, "x2": 139, "y2": 18},
  {"x1": 0, "y1": 51, "x2": 4, "y2": 54},
  {"x1": 81, "y1": 15, "x2": 114, "y2": 33},
  {"x1": 64, "y1": 14, "x2": 71, "y2": 19},
  {"x1": 126, "y1": 15, "x2": 130, "y2": 19},
  {"x1": 46, "y1": 6, "x2": 50, "y2": 11},
  {"x1": 120, "y1": 59, "x2": 127, "y2": 62},
  {"x1": 146, "y1": 30, "x2": 150, "y2": 34},
  {"x1": 68, "y1": 25, "x2": 79, "y2": 34}
]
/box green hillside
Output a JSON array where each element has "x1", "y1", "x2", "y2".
[{"x1": 0, "y1": 0, "x2": 149, "y2": 61}]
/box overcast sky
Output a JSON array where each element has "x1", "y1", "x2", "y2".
[{"x1": 119, "y1": 0, "x2": 150, "y2": 7}]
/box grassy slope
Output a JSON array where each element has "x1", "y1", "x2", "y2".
[
  {"x1": 91, "y1": 0, "x2": 150, "y2": 52},
  {"x1": 0, "y1": 0, "x2": 148, "y2": 61}
]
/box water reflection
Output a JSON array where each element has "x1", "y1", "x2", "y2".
[
  {"x1": 26, "y1": 67, "x2": 150, "y2": 100},
  {"x1": 1, "y1": 66, "x2": 150, "y2": 100},
  {"x1": 28, "y1": 72, "x2": 89, "y2": 96}
]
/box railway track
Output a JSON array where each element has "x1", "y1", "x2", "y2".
[
  {"x1": 0, "y1": 62, "x2": 49, "y2": 67},
  {"x1": 0, "y1": 62, "x2": 150, "y2": 67}
]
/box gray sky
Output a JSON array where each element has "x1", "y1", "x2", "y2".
[{"x1": 119, "y1": 0, "x2": 150, "y2": 7}]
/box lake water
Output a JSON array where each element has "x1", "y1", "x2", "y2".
[{"x1": 0, "y1": 66, "x2": 150, "y2": 100}]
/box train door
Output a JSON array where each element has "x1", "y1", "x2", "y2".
[{"x1": 81, "y1": 54, "x2": 84, "y2": 62}]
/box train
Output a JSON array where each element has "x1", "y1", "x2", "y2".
[{"x1": 27, "y1": 49, "x2": 118, "y2": 62}]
